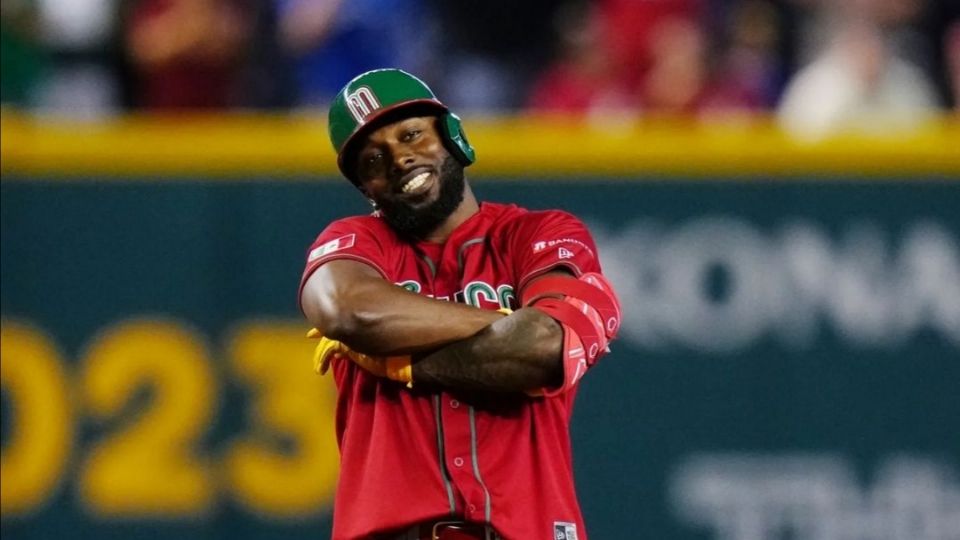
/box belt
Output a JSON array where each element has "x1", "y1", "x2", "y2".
[{"x1": 391, "y1": 520, "x2": 502, "y2": 540}]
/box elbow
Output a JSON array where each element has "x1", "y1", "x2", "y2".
[
  {"x1": 324, "y1": 309, "x2": 384, "y2": 343},
  {"x1": 532, "y1": 315, "x2": 564, "y2": 363},
  {"x1": 303, "y1": 286, "x2": 382, "y2": 342},
  {"x1": 511, "y1": 308, "x2": 564, "y2": 364},
  {"x1": 518, "y1": 310, "x2": 565, "y2": 391}
]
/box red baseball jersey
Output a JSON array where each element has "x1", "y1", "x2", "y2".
[{"x1": 299, "y1": 202, "x2": 607, "y2": 540}]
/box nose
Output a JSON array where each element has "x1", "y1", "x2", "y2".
[{"x1": 389, "y1": 145, "x2": 416, "y2": 176}]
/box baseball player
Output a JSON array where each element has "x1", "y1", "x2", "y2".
[{"x1": 299, "y1": 69, "x2": 621, "y2": 540}]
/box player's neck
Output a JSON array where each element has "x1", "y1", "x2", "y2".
[{"x1": 421, "y1": 186, "x2": 480, "y2": 243}]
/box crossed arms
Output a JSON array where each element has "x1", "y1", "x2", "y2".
[{"x1": 300, "y1": 259, "x2": 567, "y2": 393}]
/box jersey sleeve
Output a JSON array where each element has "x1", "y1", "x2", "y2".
[
  {"x1": 512, "y1": 210, "x2": 602, "y2": 289},
  {"x1": 512, "y1": 211, "x2": 610, "y2": 398},
  {"x1": 298, "y1": 218, "x2": 391, "y2": 310}
]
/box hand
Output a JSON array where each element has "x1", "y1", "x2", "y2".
[
  {"x1": 306, "y1": 329, "x2": 412, "y2": 385},
  {"x1": 306, "y1": 328, "x2": 353, "y2": 375}
]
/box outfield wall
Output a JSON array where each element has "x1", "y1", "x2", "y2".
[{"x1": 2, "y1": 114, "x2": 958, "y2": 540}]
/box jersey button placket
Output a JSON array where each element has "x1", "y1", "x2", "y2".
[{"x1": 441, "y1": 392, "x2": 482, "y2": 511}]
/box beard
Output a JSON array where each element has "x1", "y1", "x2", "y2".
[{"x1": 379, "y1": 155, "x2": 466, "y2": 239}]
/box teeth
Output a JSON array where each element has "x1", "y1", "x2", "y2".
[{"x1": 402, "y1": 172, "x2": 430, "y2": 193}]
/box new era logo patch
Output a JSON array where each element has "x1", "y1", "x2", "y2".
[
  {"x1": 558, "y1": 247, "x2": 575, "y2": 259},
  {"x1": 308, "y1": 234, "x2": 356, "y2": 261},
  {"x1": 554, "y1": 522, "x2": 578, "y2": 540}
]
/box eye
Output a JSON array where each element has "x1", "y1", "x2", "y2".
[
  {"x1": 357, "y1": 152, "x2": 384, "y2": 177},
  {"x1": 402, "y1": 129, "x2": 421, "y2": 142}
]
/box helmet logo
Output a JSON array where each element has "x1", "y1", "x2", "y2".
[{"x1": 345, "y1": 86, "x2": 381, "y2": 123}]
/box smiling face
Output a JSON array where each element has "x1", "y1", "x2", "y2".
[{"x1": 353, "y1": 115, "x2": 467, "y2": 239}]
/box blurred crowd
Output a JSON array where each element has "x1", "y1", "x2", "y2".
[{"x1": 1, "y1": 0, "x2": 958, "y2": 138}]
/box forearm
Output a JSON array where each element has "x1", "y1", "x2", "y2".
[
  {"x1": 303, "y1": 267, "x2": 502, "y2": 355},
  {"x1": 411, "y1": 308, "x2": 564, "y2": 393},
  {"x1": 339, "y1": 286, "x2": 503, "y2": 355}
]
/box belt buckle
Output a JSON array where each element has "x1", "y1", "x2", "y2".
[
  {"x1": 429, "y1": 520, "x2": 496, "y2": 540},
  {"x1": 431, "y1": 520, "x2": 465, "y2": 540}
]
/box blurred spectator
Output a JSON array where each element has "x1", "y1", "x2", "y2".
[
  {"x1": 530, "y1": 0, "x2": 786, "y2": 116},
  {"x1": 701, "y1": 0, "x2": 786, "y2": 112},
  {"x1": 277, "y1": 0, "x2": 435, "y2": 108},
  {"x1": 10, "y1": 0, "x2": 121, "y2": 116},
  {"x1": 598, "y1": 0, "x2": 705, "y2": 93},
  {"x1": 947, "y1": 21, "x2": 960, "y2": 108},
  {"x1": 529, "y1": 0, "x2": 787, "y2": 116},
  {"x1": 920, "y1": 0, "x2": 960, "y2": 108},
  {"x1": 125, "y1": 0, "x2": 252, "y2": 109},
  {"x1": 639, "y1": 16, "x2": 711, "y2": 113},
  {"x1": 430, "y1": 0, "x2": 561, "y2": 112},
  {"x1": 777, "y1": 19, "x2": 939, "y2": 140},
  {"x1": 529, "y1": 0, "x2": 712, "y2": 115},
  {"x1": 3, "y1": 0, "x2": 958, "y2": 117},
  {"x1": 1, "y1": 0, "x2": 51, "y2": 107},
  {"x1": 527, "y1": 2, "x2": 635, "y2": 115}
]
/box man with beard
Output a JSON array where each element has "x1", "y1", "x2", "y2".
[{"x1": 299, "y1": 69, "x2": 621, "y2": 540}]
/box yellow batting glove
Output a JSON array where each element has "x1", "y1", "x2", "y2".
[
  {"x1": 385, "y1": 356, "x2": 413, "y2": 386},
  {"x1": 306, "y1": 328, "x2": 412, "y2": 385},
  {"x1": 307, "y1": 328, "x2": 349, "y2": 375},
  {"x1": 352, "y1": 352, "x2": 412, "y2": 386},
  {"x1": 346, "y1": 351, "x2": 389, "y2": 378}
]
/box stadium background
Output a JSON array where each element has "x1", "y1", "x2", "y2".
[{"x1": 2, "y1": 1, "x2": 959, "y2": 539}]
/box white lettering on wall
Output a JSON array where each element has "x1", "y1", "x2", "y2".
[
  {"x1": 670, "y1": 454, "x2": 960, "y2": 540},
  {"x1": 594, "y1": 218, "x2": 960, "y2": 352}
]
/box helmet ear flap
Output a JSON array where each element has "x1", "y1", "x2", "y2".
[{"x1": 441, "y1": 112, "x2": 476, "y2": 166}]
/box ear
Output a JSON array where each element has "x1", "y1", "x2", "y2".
[{"x1": 439, "y1": 112, "x2": 476, "y2": 165}]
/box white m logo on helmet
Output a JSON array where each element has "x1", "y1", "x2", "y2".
[{"x1": 345, "y1": 86, "x2": 381, "y2": 123}]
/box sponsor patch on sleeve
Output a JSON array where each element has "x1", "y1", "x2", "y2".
[
  {"x1": 532, "y1": 238, "x2": 594, "y2": 257},
  {"x1": 308, "y1": 234, "x2": 356, "y2": 262}
]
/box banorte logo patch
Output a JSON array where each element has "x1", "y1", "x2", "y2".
[{"x1": 532, "y1": 238, "x2": 594, "y2": 258}]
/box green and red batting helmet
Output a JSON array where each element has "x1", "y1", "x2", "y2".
[{"x1": 328, "y1": 69, "x2": 476, "y2": 181}]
